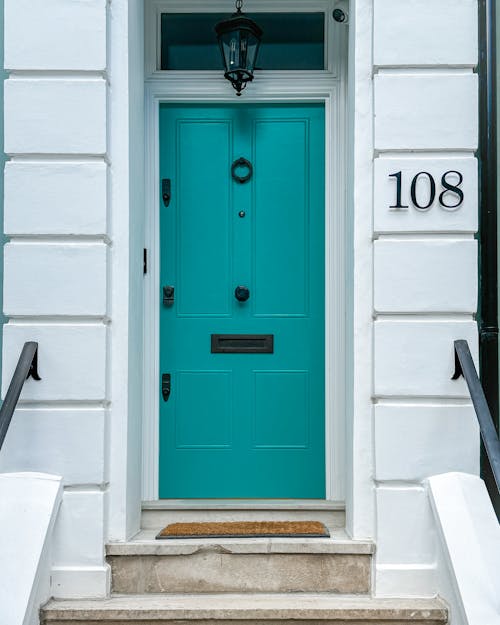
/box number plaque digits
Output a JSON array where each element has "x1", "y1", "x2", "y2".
[
  {"x1": 439, "y1": 171, "x2": 464, "y2": 211},
  {"x1": 388, "y1": 170, "x2": 465, "y2": 213},
  {"x1": 389, "y1": 171, "x2": 409, "y2": 211},
  {"x1": 411, "y1": 172, "x2": 436, "y2": 211}
]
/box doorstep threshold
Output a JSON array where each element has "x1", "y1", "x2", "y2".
[
  {"x1": 107, "y1": 526, "x2": 375, "y2": 556},
  {"x1": 142, "y1": 499, "x2": 345, "y2": 511}
]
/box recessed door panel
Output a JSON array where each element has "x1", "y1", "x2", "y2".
[
  {"x1": 253, "y1": 370, "x2": 309, "y2": 448},
  {"x1": 175, "y1": 371, "x2": 232, "y2": 448},
  {"x1": 254, "y1": 119, "x2": 309, "y2": 317},
  {"x1": 159, "y1": 103, "x2": 325, "y2": 498},
  {"x1": 177, "y1": 120, "x2": 232, "y2": 317}
]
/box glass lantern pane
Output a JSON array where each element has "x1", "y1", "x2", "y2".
[{"x1": 161, "y1": 12, "x2": 325, "y2": 71}]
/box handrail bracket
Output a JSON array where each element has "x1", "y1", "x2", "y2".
[{"x1": 27, "y1": 346, "x2": 41, "y2": 381}]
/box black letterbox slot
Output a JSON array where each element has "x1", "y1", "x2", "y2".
[{"x1": 211, "y1": 334, "x2": 274, "y2": 354}]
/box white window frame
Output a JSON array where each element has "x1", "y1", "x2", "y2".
[
  {"x1": 142, "y1": 0, "x2": 349, "y2": 504},
  {"x1": 145, "y1": 0, "x2": 342, "y2": 79}
]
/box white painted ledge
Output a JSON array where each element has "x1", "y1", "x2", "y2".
[
  {"x1": 0, "y1": 472, "x2": 63, "y2": 625},
  {"x1": 428, "y1": 472, "x2": 500, "y2": 625}
]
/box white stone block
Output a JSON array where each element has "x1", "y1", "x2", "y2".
[
  {"x1": 0, "y1": 473, "x2": 63, "y2": 625},
  {"x1": 376, "y1": 487, "x2": 436, "y2": 564},
  {"x1": 374, "y1": 157, "x2": 478, "y2": 233},
  {"x1": 374, "y1": 320, "x2": 478, "y2": 397},
  {"x1": 51, "y1": 566, "x2": 109, "y2": 599},
  {"x1": 5, "y1": 0, "x2": 106, "y2": 71},
  {"x1": 52, "y1": 491, "x2": 106, "y2": 567},
  {"x1": 5, "y1": 162, "x2": 107, "y2": 236},
  {"x1": 374, "y1": 239, "x2": 477, "y2": 313},
  {"x1": 0, "y1": 409, "x2": 106, "y2": 486},
  {"x1": 376, "y1": 564, "x2": 437, "y2": 598},
  {"x1": 374, "y1": 405, "x2": 479, "y2": 481},
  {"x1": 4, "y1": 243, "x2": 107, "y2": 317},
  {"x1": 428, "y1": 473, "x2": 500, "y2": 625},
  {"x1": 374, "y1": 0, "x2": 477, "y2": 67},
  {"x1": 374, "y1": 74, "x2": 478, "y2": 151},
  {"x1": 2, "y1": 324, "x2": 106, "y2": 401},
  {"x1": 5, "y1": 79, "x2": 107, "y2": 155}
]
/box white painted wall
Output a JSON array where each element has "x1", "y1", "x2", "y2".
[
  {"x1": 370, "y1": 0, "x2": 480, "y2": 597},
  {"x1": 2, "y1": 0, "x2": 110, "y2": 599},
  {"x1": 2, "y1": 0, "x2": 145, "y2": 598}
]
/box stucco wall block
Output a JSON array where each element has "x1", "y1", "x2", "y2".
[
  {"x1": 374, "y1": 0, "x2": 478, "y2": 67},
  {"x1": 374, "y1": 74, "x2": 478, "y2": 151},
  {"x1": 52, "y1": 491, "x2": 106, "y2": 567},
  {"x1": 5, "y1": 79, "x2": 107, "y2": 154},
  {"x1": 0, "y1": 408, "x2": 106, "y2": 485},
  {"x1": 4, "y1": 243, "x2": 107, "y2": 317},
  {"x1": 374, "y1": 157, "x2": 478, "y2": 233},
  {"x1": 376, "y1": 565, "x2": 437, "y2": 598},
  {"x1": 374, "y1": 320, "x2": 478, "y2": 397},
  {"x1": 376, "y1": 487, "x2": 436, "y2": 565},
  {"x1": 374, "y1": 239, "x2": 477, "y2": 313},
  {"x1": 374, "y1": 404, "x2": 479, "y2": 481},
  {"x1": 4, "y1": 162, "x2": 107, "y2": 236},
  {"x1": 5, "y1": 0, "x2": 106, "y2": 71},
  {"x1": 2, "y1": 324, "x2": 107, "y2": 401}
]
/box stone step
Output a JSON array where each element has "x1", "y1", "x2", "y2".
[
  {"x1": 141, "y1": 500, "x2": 345, "y2": 529},
  {"x1": 41, "y1": 593, "x2": 448, "y2": 625},
  {"x1": 106, "y1": 529, "x2": 374, "y2": 595}
]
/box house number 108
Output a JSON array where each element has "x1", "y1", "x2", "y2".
[{"x1": 389, "y1": 170, "x2": 464, "y2": 212}]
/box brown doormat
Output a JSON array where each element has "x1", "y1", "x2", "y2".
[{"x1": 156, "y1": 521, "x2": 330, "y2": 539}]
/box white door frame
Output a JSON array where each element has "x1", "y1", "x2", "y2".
[{"x1": 142, "y1": 0, "x2": 349, "y2": 503}]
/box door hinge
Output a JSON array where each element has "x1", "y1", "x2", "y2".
[
  {"x1": 162, "y1": 179, "x2": 171, "y2": 207},
  {"x1": 143, "y1": 248, "x2": 148, "y2": 274},
  {"x1": 162, "y1": 373, "x2": 171, "y2": 402},
  {"x1": 163, "y1": 285, "x2": 175, "y2": 306}
]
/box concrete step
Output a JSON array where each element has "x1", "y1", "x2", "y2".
[
  {"x1": 41, "y1": 593, "x2": 448, "y2": 624},
  {"x1": 141, "y1": 500, "x2": 345, "y2": 529},
  {"x1": 106, "y1": 528, "x2": 374, "y2": 595}
]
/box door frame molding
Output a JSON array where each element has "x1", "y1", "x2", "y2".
[{"x1": 142, "y1": 1, "x2": 348, "y2": 503}]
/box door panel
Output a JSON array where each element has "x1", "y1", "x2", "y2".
[
  {"x1": 254, "y1": 119, "x2": 310, "y2": 317},
  {"x1": 176, "y1": 120, "x2": 232, "y2": 316},
  {"x1": 159, "y1": 103, "x2": 325, "y2": 498}
]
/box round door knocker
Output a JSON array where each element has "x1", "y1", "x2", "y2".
[{"x1": 231, "y1": 157, "x2": 253, "y2": 184}]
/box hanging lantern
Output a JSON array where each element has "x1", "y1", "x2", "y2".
[{"x1": 215, "y1": 0, "x2": 263, "y2": 96}]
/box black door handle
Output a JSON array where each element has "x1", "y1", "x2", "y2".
[{"x1": 235, "y1": 286, "x2": 250, "y2": 302}]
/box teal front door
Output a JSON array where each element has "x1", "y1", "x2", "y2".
[{"x1": 159, "y1": 103, "x2": 325, "y2": 498}]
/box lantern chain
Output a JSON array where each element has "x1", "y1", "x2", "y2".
[{"x1": 235, "y1": 0, "x2": 243, "y2": 12}]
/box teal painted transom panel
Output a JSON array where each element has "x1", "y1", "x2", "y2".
[{"x1": 159, "y1": 103, "x2": 325, "y2": 498}]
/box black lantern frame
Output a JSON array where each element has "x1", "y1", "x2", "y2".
[{"x1": 215, "y1": 1, "x2": 263, "y2": 96}]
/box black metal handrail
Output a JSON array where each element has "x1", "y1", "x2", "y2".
[
  {"x1": 453, "y1": 339, "x2": 500, "y2": 495},
  {"x1": 0, "y1": 342, "x2": 41, "y2": 452}
]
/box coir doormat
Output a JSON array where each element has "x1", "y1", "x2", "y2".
[{"x1": 156, "y1": 521, "x2": 330, "y2": 539}]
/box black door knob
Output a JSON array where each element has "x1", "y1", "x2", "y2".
[{"x1": 235, "y1": 286, "x2": 250, "y2": 302}]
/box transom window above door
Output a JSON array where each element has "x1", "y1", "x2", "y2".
[{"x1": 157, "y1": 11, "x2": 330, "y2": 72}]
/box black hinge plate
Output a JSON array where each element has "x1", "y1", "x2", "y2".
[
  {"x1": 163, "y1": 286, "x2": 175, "y2": 306},
  {"x1": 162, "y1": 373, "x2": 171, "y2": 402},
  {"x1": 162, "y1": 179, "x2": 171, "y2": 207}
]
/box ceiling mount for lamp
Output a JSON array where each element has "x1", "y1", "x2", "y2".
[{"x1": 215, "y1": 0, "x2": 263, "y2": 96}]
